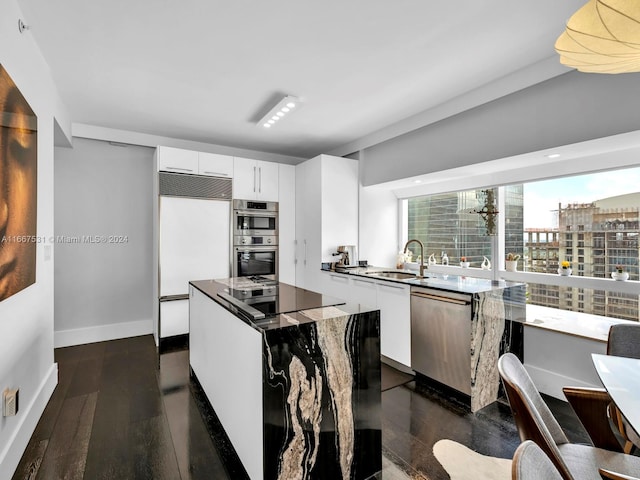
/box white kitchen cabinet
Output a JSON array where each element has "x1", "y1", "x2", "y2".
[
  {"x1": 350, "y1": 277, "x2": 377, "y2": 310},
  {"x1": 160, "y1": 299, "x2": 190, "y2": 338},
  {"x1": 278, "y1": 164, "x2": 296, "y2": 284},
  {"x1": 317, "y1": 269, "x2": 412, "y2": 368},
  {"x1": 322, "y1": 271, "x2": 351, "y2": 299},
  {"x1": 376, "y1": 281, "x2": 411, "y2": 367},
  {"x1": 198, "y1": 152, "x2": 233, "y2": 178},
  {"x1": 157, "y1": 146, "x2": 198, "y2": 174},
  {"x1": 157, "y1": 146, "x2": 233, "y2": 178},
  {"x1": 233, "y1": 157, "x2": 279, "y2": 201},
  {"x1": 295, "y1": 159, "x2": 322, "y2": 292},
  {"x1": 295, "y1": 155, "x2": 358, "y2": 292}
]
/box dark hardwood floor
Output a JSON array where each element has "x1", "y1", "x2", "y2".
[{"x1": 12, "y1": 335, "x2": 589, "y2": 480}]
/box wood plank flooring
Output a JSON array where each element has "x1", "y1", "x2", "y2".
[{"x1": 12, "y1": 335, "x2": 589, "y2": 480}]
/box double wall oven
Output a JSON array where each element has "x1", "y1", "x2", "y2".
[{"x1": 232, "y1": 199, "x2": 278, "y2": 280}]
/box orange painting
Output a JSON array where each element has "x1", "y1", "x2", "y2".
[{"x1": 0, "y1": 65, "x2": 37, "y2": 301}]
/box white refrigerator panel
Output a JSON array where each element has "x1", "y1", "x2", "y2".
[{"x1": 159, "y1": 196, "x2": 230, "y2": 297}]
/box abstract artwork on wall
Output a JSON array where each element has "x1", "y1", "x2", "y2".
[{"x1": 0, "y1": 64, "x2": 38, "y2": 302}]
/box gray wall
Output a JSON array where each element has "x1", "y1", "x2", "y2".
[
  {"x1": 54, "y1": 138, "x2": 154, "y2": 336},
  {"x1": 362, "y1": 70, "x2": 640, "y2": 186}
]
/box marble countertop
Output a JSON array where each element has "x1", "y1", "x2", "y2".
[
  {"x1": 190, "y1": 278, "x2": 376, "y2": 332},
  {"x1": 322, "y1": 265, "x2": 524, "y2": 295}
]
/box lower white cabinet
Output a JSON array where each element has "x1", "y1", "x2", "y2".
[
  {"x1": 319, "y1": 271, "x2": 411, "y2": 368},
  {"x1": 376, "y1": 281, "x2": 411, "y2": 367},
  {"x1": 350, "y1": 277, "x2": 377, "y2": 310},
  {"x1": 322, "y1": 271, "x2": 350, "y2": 298},
  {"x1": 159, "y1": 299, "x2": 189, "y2": 338}
]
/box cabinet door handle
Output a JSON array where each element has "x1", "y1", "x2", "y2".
[
  {"x1": 304, "y1": 239, "x2": 307, "y2": 265},
  {"x1": 378, "y1": 283, "x2": 406, "y2": 291},
  {"x1": 330, "y1": 275, "x2": 348, "y2": 282},
  {"x1": 258, "y1": 167, "x2": 262, "y2": 193},
  {"x1": 253, "y1": 166, "x2": 257, "y2": 192},
  {"x1": 203, "y1": 171, "x2": 229, "y2": 177},
  {"x1": 353, "y1": 278, "x2": 374, "y2": 286},
  {"x1": 166, "y1": 166, "x2": 194, "y2": 173}
]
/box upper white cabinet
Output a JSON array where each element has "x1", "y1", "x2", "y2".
[
  {"x1": 295, "y1": 154, "x2": 358, "y2": 292},
  {"x1": 198, "y1": 152, "x2": 233, "y2": 178},
  {"x1": 157, "y1": 146, "x2": 198, "y2": 174},
  {"x1": 233, "y1": 157, "x2": 279, "y2": 201},
  {"x1": 156, "y1": 146, "x2": 233, "y2": 178}
]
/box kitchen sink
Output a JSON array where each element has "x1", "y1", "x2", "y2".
[{"x1": 366, "y1": 271, "x2": 418, "y2": 280}]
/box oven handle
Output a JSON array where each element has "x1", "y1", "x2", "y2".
[
  {"x1": 234, "y1": 210, "x2": 278, "y2": 218},
  {"x1": 235, "y1": 246, "x2": 278, "y2": 252}
]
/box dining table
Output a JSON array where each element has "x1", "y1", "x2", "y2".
[{"x1": 592, "y1": 353, "x2": 640, "y2": 438}]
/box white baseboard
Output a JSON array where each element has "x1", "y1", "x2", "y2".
[
  {"x1": 524, "y1": 363, "x2": 600, "y2": 401},
  {"x1": 0, "y1": 363, "x2": 58, "y2": 480},
  {"x1": 54, "y1": 318, "x2": 153, "y2": 348}
]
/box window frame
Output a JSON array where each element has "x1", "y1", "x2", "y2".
[{"x1": 401, "y1": 185, "x2": 639, "y2": 297}]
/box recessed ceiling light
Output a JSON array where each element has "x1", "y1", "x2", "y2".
[
  {"x1": 546, "y1": 153, "x2": 561, "y2": 159},
  {"x1": 414, "y1": 179, "x2": 422, "y2": 184},
  {"x1": 257, "y1": 95, "x2": 302, "y2": 129}
]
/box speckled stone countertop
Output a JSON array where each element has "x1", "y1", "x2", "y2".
[{"x1": 322, "y1": 265, "x2": 524, "y2": 295}]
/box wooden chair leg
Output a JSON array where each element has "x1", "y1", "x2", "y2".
[{"x1": 563, "y1": 386, "x2": 623, "y2": 452}]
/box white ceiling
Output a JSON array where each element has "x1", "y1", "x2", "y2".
[{"x1": 17, "y1": 0, "x2": 585, "y2": 160}]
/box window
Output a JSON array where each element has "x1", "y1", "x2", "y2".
[
  {"x1": 519, "y1": 166, "x2": 640, "y2": 321},
  {"x1": 404, "y1": 166, "x2": 639, "y2": 322},
  {"x1": 406, "y1": 188, "x2": 499, "y2": 264}
]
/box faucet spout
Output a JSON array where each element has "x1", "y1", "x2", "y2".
[{"x1": 403, "y1": 239, "x2": 425, "y2": 278}]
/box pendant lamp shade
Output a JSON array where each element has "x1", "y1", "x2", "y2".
[{"x1": 555, "y1": 0, "x2": 640, "y2": 73}]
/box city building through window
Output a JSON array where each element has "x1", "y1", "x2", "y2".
[{"x1": 404, "y1": 167, "x2": 640, "y2": 322}]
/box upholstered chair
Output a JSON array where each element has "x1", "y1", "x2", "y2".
[
  {"x1": 607, "y1": 323, "x2": 640, "y2": 454},
  {"x1": 512, "y1": 440, "x2": 563, "y2": 480},
  {"x1": 498, "y1": 353, "x2": 640, "y2": 480}
]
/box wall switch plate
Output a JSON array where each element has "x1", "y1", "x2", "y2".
[
  {"x1": 3, "y1": 388, "x2": 19, "y2": 417},
  {"x1": 44, "y1": 245, "x2": 52, "y2": 261}
]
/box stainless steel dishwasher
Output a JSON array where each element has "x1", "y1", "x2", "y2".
[{"x1": 410, "y1": 286, "x2": 472, "y2": 395}]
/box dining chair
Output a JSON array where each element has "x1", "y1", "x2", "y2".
[
  {"x1": 498, "y1": 353, "x2": 640, "y2": 480},
  {"x1": 512, "y1": 440, "x2": 640, "y2": 480},
  {"x1": 607, "y1": 323, "x2": 640, "y2": 454},
  {"x1": 512, "y1": 440, "x2": 563, "y2": 480}
]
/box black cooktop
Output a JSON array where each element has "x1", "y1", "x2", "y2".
[{"x1": 226, "y1": 278, "x2": 345, "y2": 317}]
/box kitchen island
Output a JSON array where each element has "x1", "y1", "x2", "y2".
[{"x1": 189, "y1": 277, "x2": 381, "y2": 480}]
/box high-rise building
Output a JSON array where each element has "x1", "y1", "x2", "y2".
[{"x1": 526, "y1": 193, "x2": 639, "y2": 321}]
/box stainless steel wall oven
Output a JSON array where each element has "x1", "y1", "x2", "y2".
[
  {"x1": 233, "y1": 244, "x2": 278, "y2": 280},
  {"x1": 233, "y1": 199, "x2": 278, "y2": 236},
  {"x1": 232, "y1": 200, "x2": 278, "y2": 280}
]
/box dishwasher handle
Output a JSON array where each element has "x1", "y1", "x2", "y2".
[{"x1": 410, "y1": 291, "x2": 471, "y2": 306}]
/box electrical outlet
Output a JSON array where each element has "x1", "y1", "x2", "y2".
[{"x1": 3, "y1": 388, "x2": 19, "y2": 417}]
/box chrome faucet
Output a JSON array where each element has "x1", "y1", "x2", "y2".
[{"x1": 403, "y1": 239, "x2": 425, "y2": 278}]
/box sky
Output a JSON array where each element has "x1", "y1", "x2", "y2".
[{"x1": 523, "y1": 167, "x2": 640, "y2": 228}]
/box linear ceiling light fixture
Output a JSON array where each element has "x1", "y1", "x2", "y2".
[
  {"x1": 555, "y1": 0, "x2": 640, "y2": 73},
  {"x1": 257, "y1": 95, "x2": 301, "y2": 129}
]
